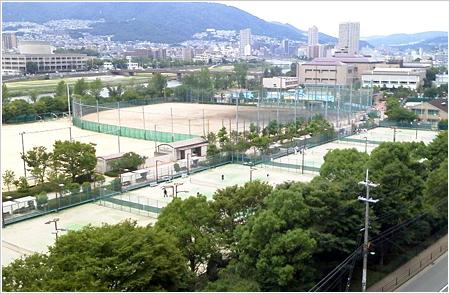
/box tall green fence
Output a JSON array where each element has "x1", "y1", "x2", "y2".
[{"x1": 72, "y1": 117, "x2": 197, "y2": 143}]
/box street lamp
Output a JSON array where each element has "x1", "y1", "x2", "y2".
[{"x1": 45, "y1": 218, "x2": 66, "y2": 240}]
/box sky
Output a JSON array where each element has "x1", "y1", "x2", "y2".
[{"x1": 216, "y1": 1, "x2": 449, "y2": 37}]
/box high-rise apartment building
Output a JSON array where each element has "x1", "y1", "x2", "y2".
[
  {"x1": 182, "y1": 46, "x2": 194, "y2": 61},
  {"x1": 308, "y1": 26, "x2": 319, "y2": 46},
  {"x1": 338, "y1": 22, "x2": 360, "y2": 55},
  {"x1": 239, "y1": 28, "x2": 252, "y2": 56},
  {"x1": 282, "y1": 39, "x2": 289, "y2": 55},
  {"x1": 2, "y1": 32, "x2": 18, "y2": 50}
]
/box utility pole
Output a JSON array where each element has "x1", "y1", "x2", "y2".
[
  {"x1": 66, "y1": 83, "x2": 71, "y2": 124},
  {"x1": 20, "y1": 132, "x2": 27, "y2": 177},
  {"x1": 358, "y1": 169, "x2": 379, "y2": 292}
]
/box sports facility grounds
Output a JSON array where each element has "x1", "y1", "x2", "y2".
[
  {"x1": 1, "y1": 118, "x2": 162, "y2": 181},
  {"x1": 2, "y1": 202, "x2": 154, "y2": 266}
]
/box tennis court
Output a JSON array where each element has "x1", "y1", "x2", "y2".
[
  {"x1": 347, "y1": 127, "x2": 438, "y2": 144},
  {"x1": 2, "y1": 202, "x2": 154, "y2": 266},
  {"x1": 273, "y1": 140, "x2": 378, "y2": 170},
  {"x1": 109, "y1": 163, "x2": 316, "y2": 210}
]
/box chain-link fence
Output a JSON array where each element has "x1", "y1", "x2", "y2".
[{"x1": 3, "y1": 111, "x2": 69, "y2": 124}]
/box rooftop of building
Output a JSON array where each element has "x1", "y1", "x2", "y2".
[
  {"x1": 305, "y1": 55, "x2": 385, "y2": 66},
  {"x1": 428, "y1": 98, "x2": 448, "y2": 112}
]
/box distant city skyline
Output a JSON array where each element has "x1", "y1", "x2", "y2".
[{"x1": 217, "y1": 1, "x2": 449, "y2": 37}]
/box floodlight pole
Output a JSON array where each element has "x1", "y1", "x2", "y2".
[
  {"x1": 358, "y1": 169, "x2": 379, "y2": 292},
  {"x1": 20, "y1": 132, "x2": 27, "y2": 177},
  {"x1": 66, "y1": 83, "x2": 71, "y2": 124}
]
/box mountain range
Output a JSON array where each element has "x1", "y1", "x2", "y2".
[
  {"x1": 362, "y1": 31, "x2": 448, "y2": 48},
  {"x1": 3, "y1": 2, "x2": 340, "y2": 45},
  {"x1": 3, "y1": 2, "x2": 447, "y2": 49}
]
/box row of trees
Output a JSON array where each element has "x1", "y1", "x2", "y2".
[
  {"x1": 206, "y1": 115, "x2": 334, "y2": 158},
  {"x1": 3, "y1": 131, "x2": 447, "y2": 291}
]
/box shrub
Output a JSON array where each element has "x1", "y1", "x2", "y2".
[
  {"x1": 36, "y1": 192, "x2": 48, "y2": 208},
  {"x1": 174, "y1": 163, "x2": 181, "y2": 173}
]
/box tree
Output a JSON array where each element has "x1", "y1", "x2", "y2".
[
  {"x1": 234, "y1": 63, "x2": 248, "y2": 88},
  {"x1": 211, "y1": 181, "x2": 272, "y2": 251},
  {"x1": 73, "y1": 78, "x2": 89, "y2": 96},
  {"x1": 368, "y1": 143, "x2": 427, "y2": 230},
  {"x1": 217, "y1": 127, "x2": 229, "y2": 147},
  {"x1": 2, "y1": 83, "x2": 10, "y2": 103},
  {"x1": 89, "y1": 78, "x2": 103, "y2": 100},
  {"x1": 234, "y1": 195, "x2": 317, "y2": 291},
  {"x1": 2, "y1": 170, "x2": 16, "y2": 191},
  {"x1": 29, "y1": 91, "x2": 38, "y2": 103},
  {"x1": 423, "y1": 159, "x2": 447, "y2": 218},
  {"x1": 148, "y1": 73, "x2": 167, "y2": 97},
  {"x1": 107, "y1": 85, "x2": 123, "y2": 101},
  {"x1": 155, "y1": 196, "x2": 218, "y2": 274},
  {"x1": 320, "y1": 149, "x2": 369, "y2": 182},
  {"x1": 438, "y1": 119, "x2": 448, "y2": 130},
  {"x1": 385, "y1": 97, "x2": 417, "y2": 122},
  {"x1": 427, "y1": 131, "x2": 448, "y2": 170},
  {"x1": 55, "y1": 80, "x2": 67, "y2": 98},
  {"x1": 21, "y1": 146, "x2": 52, "y2": 184},
  {"x1": 286, "y1": 63, "x2": 297, "y2": 77},
  {"x1": 2, "y1": 221, "x2": 193, "y2": 292},
  {"x1": 207, "y1": 144, "x2": 220, "y2": 158},
  {"x1": 111, "y1": 152, "x2": 146, "y2": 172},
  {"x1": 2, "y1": 99, "x2": 36, "y2": 123},
  {"x1": 269, "y1": 66, "x2": 283, "y2": 77},
  {"x1": 26, "y1": 62, "x2": 38, "y2": 74},
  {"x1": 51, "y1": 140, "x2": 97, "y2": 183}
]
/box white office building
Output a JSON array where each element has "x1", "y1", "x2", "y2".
[
  {"x1": 263, "y1": 76, "x2": 299, "y2": 89},
  {"x1": 361, "y1": 68, "x2": 426, "y2": 90},
  {"x1": 338, "y1": 22, "x2": 360, "y2": 55}
]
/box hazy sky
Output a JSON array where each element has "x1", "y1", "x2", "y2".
[{"x1": 216, "y1": 1, "x2": 449, "y2": 37}]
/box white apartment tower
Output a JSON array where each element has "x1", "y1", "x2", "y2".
[
  {"x1": 308, "y1": 26, "x2": 319, "y2": 46},
  {"x1": 240, "y1": 28, "x2": 252, "y2": 56},
  {"x1": 338, "y1": 22, "x2": 360, "y2": 55}
]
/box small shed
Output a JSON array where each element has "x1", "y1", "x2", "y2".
[
  {"x1": 96, "y1": 153, "x2": 125, "y2": 173},
  {"x1": 156, "y1": 137, "x2": 208, "y2": 161}
]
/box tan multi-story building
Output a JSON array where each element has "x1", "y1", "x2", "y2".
[
  {"x1": 2, "y1": 53, "x2": 88, "y2": 74},
  {"x1": 404, "y1": 99, "x2": 448, "y2": 122},
  {"x1": 297, "y1": 55, "x2": 389, "y2": 86},
  {"x1": 297, "y1": 59, "x2": 358, "y2": 86}
]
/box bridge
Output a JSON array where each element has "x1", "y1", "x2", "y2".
[{"x1": 110, "y1": 66, "x2": 263, "y2": 80}]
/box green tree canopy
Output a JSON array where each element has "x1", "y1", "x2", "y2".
[
  {"x1": 155, "y1": 196, "x2": 218, "y2": 273},
  {"x1": 21, "y1": 146, "x2": 52, "y2": 184},
  {"x1": 2, "y1": 221, "x2": 193, "y2": 291},
  {"x1": 51, "y1": 140, "x2": 97, "y2": 183}
]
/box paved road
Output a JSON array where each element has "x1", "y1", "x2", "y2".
[{"x1": 396, "y1": 252, "x2": 448, "y2": 292}]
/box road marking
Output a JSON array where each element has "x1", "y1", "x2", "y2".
[{"x1": 439, "y1": 284, "x2": 448, "y2": 292}]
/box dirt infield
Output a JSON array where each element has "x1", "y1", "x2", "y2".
[{"x1": 81, "y1": 102, "x2": 317, "y2": 136}]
